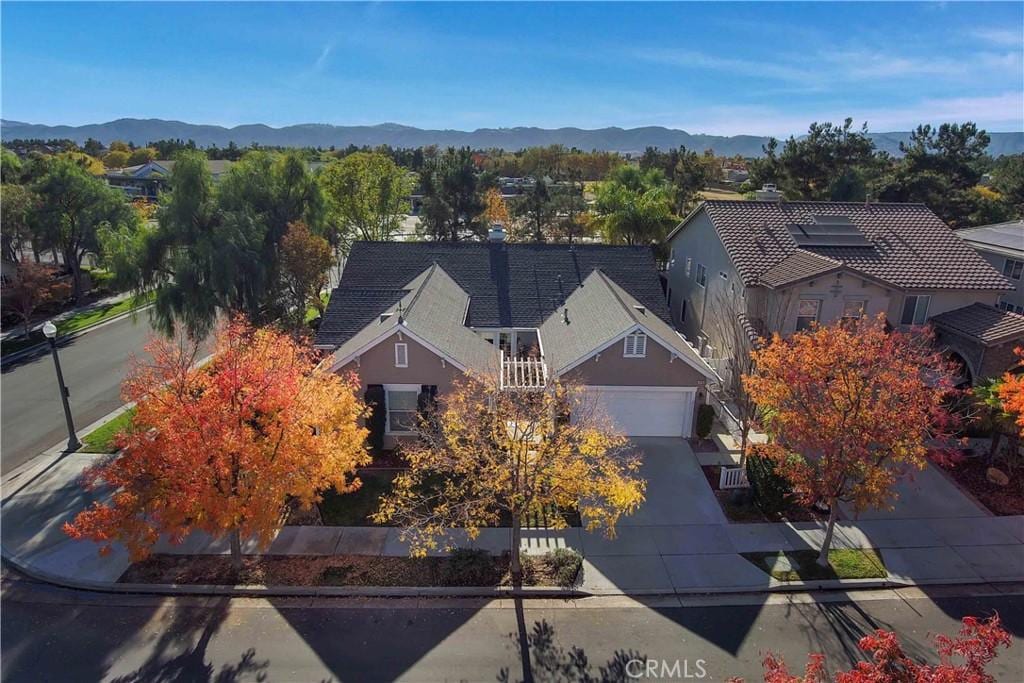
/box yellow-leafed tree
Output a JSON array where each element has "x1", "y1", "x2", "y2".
[{"x1": 375, "y1": 372, "x2": 645, "y2": 581}]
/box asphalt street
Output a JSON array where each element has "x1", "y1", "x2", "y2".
[
  {"x1": 2, "y1": 577, "x2": 1021, "y2": 682},
  {"x1": 0, "y1": 312, "x2": 208, "y2": 473}
]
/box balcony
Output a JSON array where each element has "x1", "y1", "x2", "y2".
[{"x1": 500, "y1": 351, "x2": 548, "y2": 390}]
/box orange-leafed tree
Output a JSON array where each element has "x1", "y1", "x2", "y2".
[
  {"x1": 743, "y1": 315, "x2": 958, "y2": 566},
  {"x1": 996, "y1": 347, "x2": 1024, "y2": 438},
  {"x1": 280, "y1": 220, "x2": 334, "y2": 329},
  {"x1": 64, "y1": 317, "x2": 369, "y2": 569},
  {"x1": 747, "y1": 614, "x2": 1011, "y2": 683},
  {"x1": 374, "y1": 371, "x2": 645, "y2": 582},
  {"x1": 481, "y1": 187, "x2": 511, "y2": 227}
]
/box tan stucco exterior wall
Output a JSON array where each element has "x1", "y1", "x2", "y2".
[
  {"x1": 561, "y1": 339, "x2": 708, "y2": 389},
  {"x1": 336, "y1": 331, "x2": 465, "y2": 394}
]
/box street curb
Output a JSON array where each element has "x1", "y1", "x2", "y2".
[
  {"x1": 6, "y1": 542, "x2": 1023, "y2": 601},
  {"x1": 0, "y1": 303, "x2": 154, "y2": 367}
]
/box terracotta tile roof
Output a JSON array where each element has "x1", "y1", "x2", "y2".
[
  {"x1": 696, "y1": 200, "x2": 1011, "y2": 291},
  {"x1": 930, "y1": 303, "x2": 1024, "y2": 346},
  {"x1": 758, "y1": 250, "x2": 843, "y2": 288}
]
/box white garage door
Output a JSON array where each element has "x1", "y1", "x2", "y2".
[{"x1": 577, "y1": 386, "x2": 696, "y2": 437}]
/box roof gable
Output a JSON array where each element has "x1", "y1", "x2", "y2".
[
  {"x1": 319, "y1": 241, "x2": 670, "y2": 348},
  {"x1": 539, "y1": 270, "x2": 715, "y2": 379}
]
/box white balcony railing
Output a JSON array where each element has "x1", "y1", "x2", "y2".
[{"x1": 500, "y1": 352, "x2": 548, "y2": 390}]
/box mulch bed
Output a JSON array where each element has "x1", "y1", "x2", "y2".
[
  {"x1": 119, "y1": 553, "x2": 561, "y2": 587},
  {"x1": 700, "y1": 465, "x2": 828, "y2": 524},
  {"x1": 934, "y1": 455, "x2": 1024, "y2": 516},
  {"x1": 367, "y1": 449, "x2": 409, "y2": 468}
]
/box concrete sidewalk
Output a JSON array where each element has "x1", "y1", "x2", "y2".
[
  {"x1": 4, "y1": 440, "x2": 1021, "y2": 594},
  {"x1": 0, "y1": 291, "x2": 137, "y2": 342}
]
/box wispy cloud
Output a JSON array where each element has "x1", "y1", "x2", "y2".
[
  {"x1": 635, "y1": 48, "x2": 821, "y2": 86},
  {"x1": 313, "y1": 41, "x2": 334, "y2": 73},
  {"x1": 970, "y1": 27, "x2": 1023, "y2": 47},
  {"x1": 635, "y1": 41, "x2": 1020, "y2": 93}
]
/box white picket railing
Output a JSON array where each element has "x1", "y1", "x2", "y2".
[
  {"x1": 719, "y1": 466, "x2": 749, "y2": 490},
  {"x1": 500, "y1": 352, "x2": 548, "y2": 390}
]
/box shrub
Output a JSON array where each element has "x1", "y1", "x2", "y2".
[
  {"x1": 747, "y1": 449, "x2": 796, "y2": 516},
  {"x1": 444, "y1": 548, "x2": 495, "y2": 586},
  {"x1": 695, "y1": 403, "x2": 715, "y2": 439},
  {"x1": 545, "y1": 548, "x2": 582, "y2": 588}
]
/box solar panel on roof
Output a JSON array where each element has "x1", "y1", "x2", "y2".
[{"x1": 787, "y1": 216, "x2": 872, "y2": 247}]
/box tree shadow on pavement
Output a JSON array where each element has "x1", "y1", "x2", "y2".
[
  {"x1": 499, "y1": 599, "x2": 647, "y2": 683},
  {"x1": 107, "y1": 597, "x2": 268, "y2": 683}
]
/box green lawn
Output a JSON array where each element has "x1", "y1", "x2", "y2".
[
  {"x1": 744, "y1": 548, "x2": 887, "y2": 581},
  {"x1": 78, "y1": 408, "x2": 136, "y2": 453},
  {"x1": 318, "y1": 470, "x2": 397, "y2": 526},
  {"x1": 317, "y1": 470, "x2": 582, "y2": 529},
  {"x1": 2, "y1": 292, "x2": 155, "y2": 356}
]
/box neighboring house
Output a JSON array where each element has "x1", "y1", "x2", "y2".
[
  {"x1": 664, "y1": 199, "x2": 1021, "y2": 385},
  {"x1": 957, "y1": 220, "x2": 1024, "y2": 315},
  {"x1": 314, "y1": 234, "x2": 716, "y2": 449},
  {"x1": 105, "y1": 159, "x2": 233, "y2": 200}
]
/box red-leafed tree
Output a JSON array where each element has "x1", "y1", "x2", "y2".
[
  {"x1": 746, "y1": 614, "x2": 1011, "y2": 683},
  {"x1": 743, "y1": 316, "x2": 959, "y2": 566},
  {"x1": 5, "y1": 259, "x2": 70, "y2": 337},
  {"x1": 64, "y1": 317, "x2": 369, "y2": 569}
]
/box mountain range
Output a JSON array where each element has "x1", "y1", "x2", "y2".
[{"x1": 3, "y1": 118, "x2": 1023, "y2": 157}]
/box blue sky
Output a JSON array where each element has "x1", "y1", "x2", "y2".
[{"x1": 2, "y1": 2, "x2": 1021, "y2": 135}]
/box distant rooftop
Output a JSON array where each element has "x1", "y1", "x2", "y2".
[{"x1": 957, "y1": 220, "x2": 1024, "y2": 255}]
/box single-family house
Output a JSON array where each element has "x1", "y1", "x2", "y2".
[
  {"x1": 315, "y1": 232, "x2": 716, "y2": 449},
  {"x1": 664, "y1": 198, "x2": 1023, "y2": 385},
  {"x1": 957, "y1": 220, "x2": 1024, "y2": 315},
  {"x1": 105, "y1": 159, "x2": 234, "y2": 200}
]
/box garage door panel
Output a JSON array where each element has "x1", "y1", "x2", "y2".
[{"x1": 576, "y1": 387, "x2": 695, "y2": 437}]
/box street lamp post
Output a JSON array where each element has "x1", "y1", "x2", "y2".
[{"x1": 43, "y1": 321, "x2": 81, "y2": 452}]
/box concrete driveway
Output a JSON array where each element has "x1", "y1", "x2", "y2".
[
  {"x1": 838, "y1": 461, "x2": 988, "y2": 521},
  {"x1": 620, "y1": 437, "x2": 726, "y2": 526}
]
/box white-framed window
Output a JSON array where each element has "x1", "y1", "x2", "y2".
[
  {"x1": 900, "y1": 295, "x2": 930, "y2": 326},
  {"x1": 623, "y1": 330, "x2": 647, "y2": 358},
  {"x1": 999, "y1": 297, "x2": 1024, "y2": 314},
  {"x1": 1003, "y1": 258, "x2": 1023, "y2": 281},
  {"x1": 685, "y1": 257, "x2": 692, "y2": 277},
  {"x1": 695, "y1": 263, "x2": 707, "y2": 288},
  {"x1": 842, "y1": 300, "x2": 866, "y2": 319},
  {"x1": 795, "y1": 299, "x2": 820, "y2": 331},
  {"x1": 394, "y1": 342, "x2": 408, "y2": 368},
  {"x1": 385, "y1": 384, "x2": 419, "y2": 434}
]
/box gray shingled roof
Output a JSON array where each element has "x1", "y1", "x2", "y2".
[
  {"x1": 957, "y1": 221, "x2": 1024, "y2": 255},
  {"x1": 683, "y1": 201, "x2": 1011, "y2": 291},
  {"x1": 317, "y1": 241, "x2": 669, "y2": 349},
  {"x1": 930, "y1": 303, "x2": 1024, "y2": 346},
  {"x1": 539, "y1": 270, "x2": 714, "y2": 378},
  {"x1": 326, "y1": 265, "x2": 499, "y2": 372}
]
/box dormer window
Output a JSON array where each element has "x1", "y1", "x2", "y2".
[
  {"x1": 623, "y1": 331, "x2": 647, "y2": 358},
  {"x1": 394, "y1": 342, "x2": 408, "y2": 367}
]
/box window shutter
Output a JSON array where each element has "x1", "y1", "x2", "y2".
[
  {"x1": 624, "y1": 335, "x2": 635, "y2": 356},
  {"x1": 364, "y1": 385, "x2": 386, "y2": 452},
  {"x1": 637, "y1": 333, "x2": 646, "y2": 356}
]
